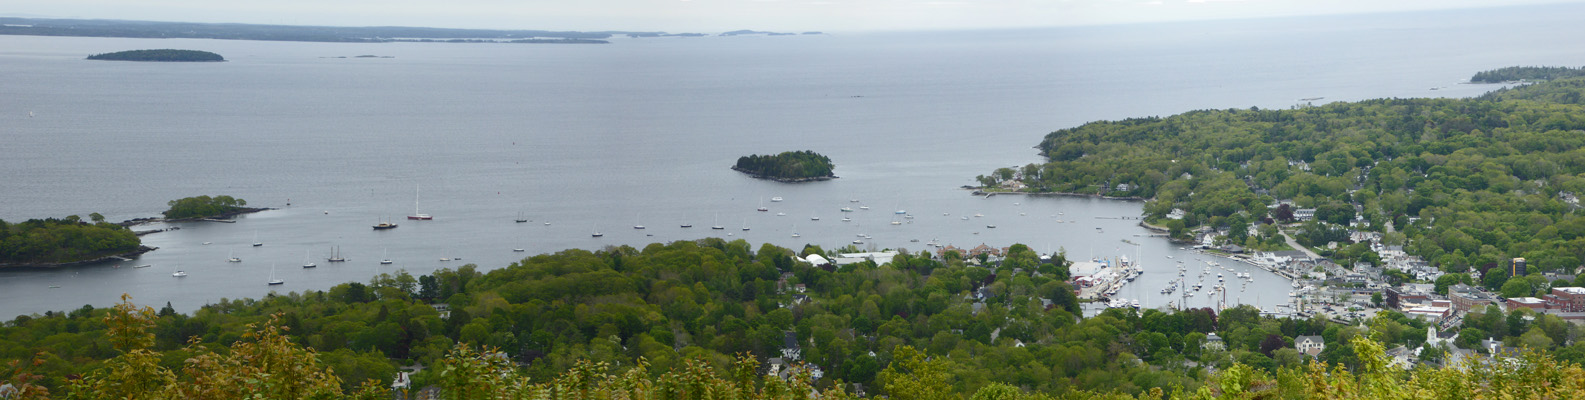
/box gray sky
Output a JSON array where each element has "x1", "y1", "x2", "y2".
[{"x1": 8, "y1": 0, "x2": 1582, "y2": 32}]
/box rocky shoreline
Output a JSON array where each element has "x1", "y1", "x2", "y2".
[
  {"x1": 967, "y1": 188, "x2": 1146, "y2": 201},
  {"x1": 730, "y1": 167, "x2": 837, "y2": 183},
  {"x1": 0, "y1": 245, "x2": 158, "y2": 269},
  {"x1": 119, "y1": 207, "x2": 274, "y2": 226}
]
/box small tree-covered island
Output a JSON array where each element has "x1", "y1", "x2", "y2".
[
  {"x1": 733, "y1": 150, "x2": 837, "y2": 182},
  {"x1": 86, "y1": 49, "x2": 224, "y2": 62},
  {"x1": 163, "y1": 195, "x2": 264, "y2": 220}
]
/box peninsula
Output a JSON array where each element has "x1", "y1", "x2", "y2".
[
  {"x1": 87, "y1": 49, "x2": 224, "y2": 62},
  {"x1": 980, "y1": 66, "x2": 1585, "y2": 278},
  {"x1": 0, "y1": 215, "x2": 146, "y2": 268},
  {"x1": 732, "y1": 150, "x2": 836, "y2": 182}
]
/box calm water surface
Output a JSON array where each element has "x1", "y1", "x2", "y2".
[{"x1": 3, "y1": 5, "x2": 1583, "y2": 318}]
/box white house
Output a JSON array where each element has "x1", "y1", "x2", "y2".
[{"x1": 1295, "y1": 335, "x2": 1325, "y2": 357}]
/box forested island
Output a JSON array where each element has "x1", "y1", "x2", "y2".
[
  {"x1": 86, "y1": 49, "x2": 223, "y2": 62},
  {"x1": 0, "y1": 215, "x2": 144, "y2": 267},
  {"x1": 4, "y1": 239, "x2": 1585, "y2": 398},
  {"x1": 162, "y1": 195, "x2": 259, "y2": 220},
  {"x1": 733, "y1": 150, "x2": 837, "y2": 182}
]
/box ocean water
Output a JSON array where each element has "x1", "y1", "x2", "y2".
[{"x1": 3, "y1": 4, "x2": 1583, "y2": 318}]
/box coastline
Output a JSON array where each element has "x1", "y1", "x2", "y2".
[
  {"x1": 730, "y1": 166, "x2": 837, "y2": 183},
  {"x1": 0, "y1": 245, "x2": 158, "y2": 269},
  {"x1": 126, "y1": 207, "x2": 275, "y2": 226},
  {"x1": 967, "y1": 188, "x2": 1146, "y2": 201}
]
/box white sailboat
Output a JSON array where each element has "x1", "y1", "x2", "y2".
[
  {"x1": 407, "y1": 184, "x2": 432, "y2": 220},
  {"x1": 171, "y1": 264, "x2": 187, "y2": 278},
  {"x1": 302, "y1": 249, "x2": 316, "y2": 268},
  {"x1": 592, "y1": 223, "x2": 603, "y2": 237},
  {"x1": 741, "y1": 218, "x2": 750, "y2": 231},
  {"x1": 711, "y1": 214, "x2": 724, "y2": 230},
  {"x1": 267, "y1": 263, "x2": 283, "y2": 285},
  {"x1": 791, "y1": 224, "x2": 800, "y2": 238},
  {"x1": 252, "y1": 231, "x2": 262, "y2": 247},
  {"x1": 633, "y1": 213, "x2": 645, "y2": 229},
  {"x1": 228, "y1": 250, "x2": 241, "y2": 263},
  {"x1": 381, "y1": 248, "x2": 393, "y2": 264}
]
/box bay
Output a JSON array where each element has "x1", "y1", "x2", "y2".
[{"x1": 2, "y1": 4, "x2": 1582, "y2": 318}]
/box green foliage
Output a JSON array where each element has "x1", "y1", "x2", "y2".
[
  {"x1": 997, "y1": 76, "x2": 1585, "y2": 277},
  {"x1": 0, "y1": 216, "x2": 140, "y2": 264},
  {"x1": 1471, "y1": 66, "x2": 1585, "y2": 83},
  {"x1": 86, "y1": 49, "x2": 224, "y2": 62},
  {"x1": 163, "y1": 195, "x2": 248, "y2": 219},
  {"x1": 734, "y1": 150, "x2": 836, "y2": 180}
]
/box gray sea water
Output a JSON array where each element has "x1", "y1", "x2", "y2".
[{"x1": 3, "y1": 4, "x2": 1584, "y2": 318}]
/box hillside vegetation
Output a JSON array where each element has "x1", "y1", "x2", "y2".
[{"x1": 984, "y1": 71, "x2": 1585, "y2": 285}]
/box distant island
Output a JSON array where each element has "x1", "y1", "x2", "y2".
[
  {"x1": 87, "y1": 49, "x2": 223, "y2": 62},
  {"x1": 732, "y1": 150, "x2": 836, "y2": 182},
  {"x1": 720, "y1": 30, "x2": 798, "y2": 36},
  {"x1": 163, "y1": 195, "x2": 262, "y2": 220},
  {"x1": 0, "y1": 215, "x2": 146, "y2": 268}
]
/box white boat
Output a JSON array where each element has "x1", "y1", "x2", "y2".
[
  {"x1": 711, "y1": 214, "x2": 724, "y2": 230},
  {"x1": 302, "y1": 249, "x2": 316, "y2": 268},
  {"x1": 741, "y1": 219, "x2": 750, "y2": 231},
  {"x1": 407, "y1": 184, "x2": 432, "y2": 220},
  {"x1": 841, "y1": 217, "x2": 851, "y2": 222},
  {"x1": 133, "y1": 264, "x2": 152, "y2": 269},
  {"x1": 252, "y1": 231, "x2": 262, "y2": 247},
  {"x1": 791, "y1": 223, "x2": 800, "y2": 237},
  {"x1": 974, "y1": 213, "x2": 984, "y2": 217},
  {"x1": 380, "y1": 249, "x2": 393, "y2": 264},
  {"x1": 267, "y1": 264, "x2": 283, "y2": 285},
  {"x1": 770, "y1": 196, "x2": 783, "y2": 202},
  {"x1": 840, "y1": 207, "x2": 854, "y2": 212},
  {"x1": 810, "y1": 214, "x2": 820, "y2": 221},
  {"x1": 202, "y1": 241, "x2": 211, "y2": 245},
  {"x1": 228, "y1": 250, "x2": 241, "y2": 263},
  {"x1": 592, "y1": 223, "x2": 603, "y2": 237},
  {"x1": 961, "y1": 216, "x2": 969, "y2": 220},
  {"x1": 634, "y1": 213, "x2": 645, "y2": 229},
  {"x1": 757, "y1": 198, "x2": 768, "y2": 212},
  {"x1": 513, "y1": 248, "x2": 525, "y2": 252},
  {"x1": 860, "y1": 206, "x2": 870, "y2": 210},
  {"x1": 776, "y1": 212, "x2": 786, "y2": 216},
  {"x1": 172, "y1": 265, "x2": 187, "y2": 278},
  {"x1": 852, "y1": 239, "x2": 863, "y2": 244}
]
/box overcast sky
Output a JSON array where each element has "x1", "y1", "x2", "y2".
[{"x1": 7, "y1": 0, "x2": 1582, "y2": 32}]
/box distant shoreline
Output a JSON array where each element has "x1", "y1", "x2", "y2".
[{"x1": 967, "y1": 188, "x2": 1146, "y2": 202}]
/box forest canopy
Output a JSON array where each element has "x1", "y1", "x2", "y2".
[
  {"x1": 982, "y1": 69, "x2": 1585, "y2": 280},
  {"x1": 0, "y1": 215, "x2": 140, "y2": 265},
  {"x1": 734, "y1": 150, "x2": 836, "y2": 181},
  {"x1": 1470, "y1": 65, "x2": 1585, "y2": 83},
  {"x1": 86, "y1": 49, "x2": 224, "y2": 62}
]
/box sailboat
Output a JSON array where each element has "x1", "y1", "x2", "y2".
[
  {"x1": 302, "y1": 249, "x2": 316, "y2": 268},
  {"x1": 515, "y1": 212, "x2": 528, "y2": 223},
  {"x1": 267, "y1": 264, "x2": 283, "y2": 285},
  {"x1": 252, "y1": 231, "x2": 262, "y2": 247},
  {"x1": 791, "y1": 224, "x2": 800, "y2": 238},
  {"x1": 171, "y1": 264, "x2": 187, "y2": 278},
  {"x1": 381, "y1": 248, "x2": 393, "y2": 264},
  {"x1": 373, "y1": 216, "x2": 398, "y2": 230},
  {"x1": 327, "y1": 246, "x2": 347, "y2": 262},
  {"x1": 407, "y1": 184, "x2": 432, "y2": 220},
  {"x1": 592, "y1": 224, "x2": 603, "y2": 237},
  {"x1": 633, "y1": 213, "x2": 645, "y2": 230},
  {"x1": 711, "y1": 214, "x2": 725, "y2": 230},
  {"x1": 227, "y1": 250, "x2": 241, "y2": 263},
  {"x1": 741, "y1": 218, "x2": 750, "y2": 231}
]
